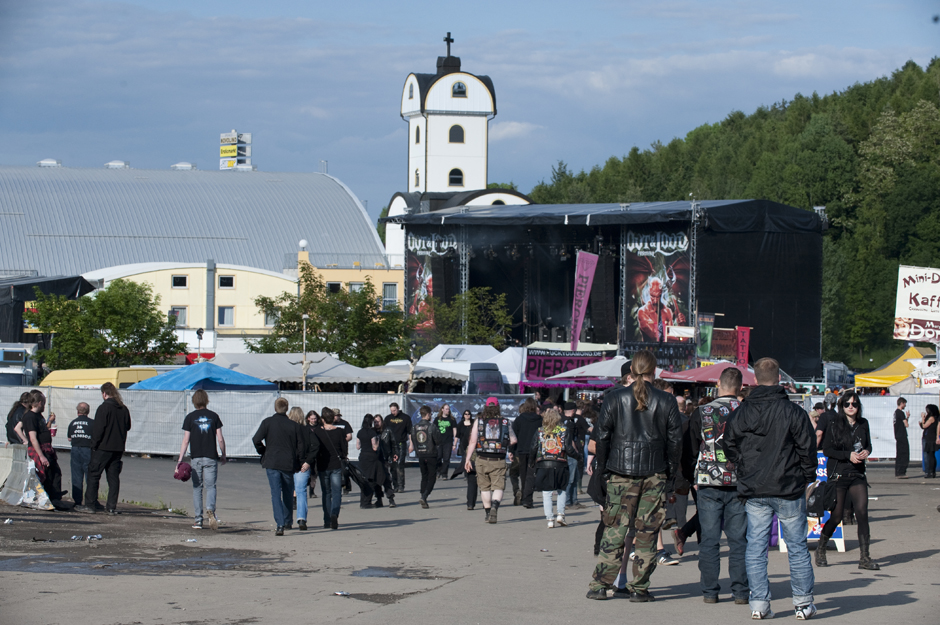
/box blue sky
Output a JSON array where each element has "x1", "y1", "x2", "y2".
[{"x1": 0, "y1": 1, "x2": 936, "y2": 222}]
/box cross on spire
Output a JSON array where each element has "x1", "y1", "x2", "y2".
[{"x1": 444, "y1": 32, "x2": 454, "y2": 57}]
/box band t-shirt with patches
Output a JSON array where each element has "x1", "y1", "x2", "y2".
[{"x1": 182, "y1": 409, "x2": 223, "y2": 460}]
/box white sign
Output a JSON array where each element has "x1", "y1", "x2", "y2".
[
  {"x1": 220, "y1": 132, "x2": 237, "y2": 145},
  {"x1": 220, "y1": 158, "x2": 236, "y2": 170},
  {"x1": 894, "y1": 265, "x2": 940, "y2": 341}
]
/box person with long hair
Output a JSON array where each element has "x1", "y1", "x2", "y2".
[
  {"x1": 816, "y1": 390, "x2": 879, "y2": 570},
  {"x1": 6, "y1": 391, "x2": 31, "y2": 444},
  {"x1": 372, "y1": 415, "x2": 397, "y2": 508},
  {"x1": 434, "y1": 404, "x2": 458, "y2": 478},
  {"x1": 305, "y1": 411, "x2": 320, "y2": 498},
  {"x1": 919, "y1": 404, "x2": 938, "y2": 478},
  {"x1": 289, "y1": 407, "x2": 312, "y2": 531},
  {"x1": 314, "y1": 408, "x2": 348, "y2": 529},
  {"x1": 450, "y1": 409, "x2": 473, "y2": 480},
  {"x1": 356, "y1": 414, "x2": 380, "y2": 508},
  {"x1": 76, "y1": 382, "x2": 132, "y2": 515},
  {"x1": 532, "y1": 408, "x2": 578, "y2": 528}
]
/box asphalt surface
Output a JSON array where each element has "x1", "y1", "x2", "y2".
[{"x1": 1, "y1": 454, "x2": 938, "y2": 624}]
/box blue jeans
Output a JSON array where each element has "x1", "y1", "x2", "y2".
[
  {"x1": 265, "y1": 469, "x2": 294, "y2": 529},
  {"x1": 319, "y1": 468, "x2": 343, "y2": 524},
  {"x1": 191, "y1": 457, "x2": 218, "y2": 524},
  {"x1": 542, "y1": 489, "x2": 566, "y2": 520},
  {"x1": 565, "y1": 456, "x2": 580, "y2": 505},
  {"x1": 294, "y1": 469, "x2": 310, "y2": 521},
  {"x1": 745, "y1": 496, "x2": 815, "y2": 613},
  {"x1": 698, "y1": 487, "x2": 748, "y2": 599},
  {"x1": 70, "y1": 446, "x2": 91, "y2": 505}
]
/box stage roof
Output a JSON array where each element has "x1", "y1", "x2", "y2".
[{"x1": 382, "y1": 198, "x2": 823, "y2": 233}]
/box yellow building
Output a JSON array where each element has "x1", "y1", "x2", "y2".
[{"x1": 297, "y1": 250, "x2": 404, "y2": 309}]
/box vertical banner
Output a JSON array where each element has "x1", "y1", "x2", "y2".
[
  {"x1": 736, "y1": 326, "x2": 750, "y2": 366},
  {"x1": 570, "y1": 251, "x2": 599, "y2": 351},
  {"x1": 696, "y1": 313, "x2": 715, "y2": 359},
  {"x1": 624, "y1": 228, "x2": 690, "y2": 343},
  {"x1": 405, "y1": 231, "x2": 458, "y2": 329}
]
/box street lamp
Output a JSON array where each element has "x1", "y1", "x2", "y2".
[
  {"x1": 302, "y1": 314, "x2": 310, "y2": 391},
  {"x1": 196, "y1": 328, "x2": 204, "y2": 363}
]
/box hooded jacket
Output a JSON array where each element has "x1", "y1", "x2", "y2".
[{"x1": 723, "y1": 385, "x2": 816, "y2": 500}]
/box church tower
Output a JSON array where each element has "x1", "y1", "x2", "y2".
[{"x1": 400, "y1": 33, "x2": 496, "y2": 193}]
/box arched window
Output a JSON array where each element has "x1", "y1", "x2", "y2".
[
  {"x1": 415, "y1": 169, "x2": 420, "y2": 187},
  {"x1": 449, "y1": 125, "x2": 464, "y2": 143},
  {"x1": 492, "y1": 200, "x2": 505, "y2": 205},
  {"x1": 409, "y1": 83, "x2": 414, "y2": 99},
  {"x1": 416, "y1": 126, "x2": 420, "y2": 144},
  {"x1": 452, "y1": 82, "x2": 467, "y2": 97},
  {"x1": 449, "y1": 168, "x2": 463, "y2": 186}
]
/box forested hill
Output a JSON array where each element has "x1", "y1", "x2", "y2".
[{"x1": 528, "y1": 59, "x2": 940, "y2": 364}]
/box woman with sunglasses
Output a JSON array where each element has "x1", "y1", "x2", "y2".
[
  {"x1": 453, "y1": 409, "x2": 479, "y2": 509},
  {"x1": 816, "y1": 391, "x2": 879, "y2": 570}
]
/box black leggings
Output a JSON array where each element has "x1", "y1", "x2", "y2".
[{"x1": 822, "y1": 481, "x2": 870, "y2": 539}]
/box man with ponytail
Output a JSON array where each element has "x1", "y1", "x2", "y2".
[
  {"x1": 587, "y1": 351, "x2": 682, "y2": 602},
  {"x1": 75, "y1": 382, "x2": 132, "y2": 515}
]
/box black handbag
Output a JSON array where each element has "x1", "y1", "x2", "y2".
[
  {"x1": 322, "y1": 429, "x2": 365, "y2": 489},
  {"x1": 806, "y1": 477, "x2": 838, "y2": 518}
]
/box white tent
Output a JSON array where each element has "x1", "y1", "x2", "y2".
[
  {"x1": 485, "y1": 347, "x2": 526, "y2": 391},
  {"x1": 212, "y1": 352, "x2": 390, "y2": 385}
]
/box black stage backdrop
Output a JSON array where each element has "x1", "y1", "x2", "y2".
[{"x1": 0, "y1": 275, "x2": 95, "y2": 343}]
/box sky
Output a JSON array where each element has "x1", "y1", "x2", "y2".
[{"x1": 0, "y1": 1, "x2": 937, "y2": 223}]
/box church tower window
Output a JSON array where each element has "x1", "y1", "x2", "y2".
[
  {"x1": 452, "y1": 82, "x2": 467, "y2": 98},
  {"x1": 449, "y1": 125, "x2": 464, "y2": 143},
  {"x1": 415, "y1": 169, "x2": 420, "y2": 187},
  {"x1": 416, "y1": 126, "x2": 420, "y2": 143},
  {"x1": 449, "y1": 168, "x2": 463, "y2": 187},
  {"x1": 409, "y1": 83, "x2": 414, "y2": 99}
]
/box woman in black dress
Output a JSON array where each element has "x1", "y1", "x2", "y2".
[
  {"x1": 817, "y1": 390, "x2": 879, "y2": 570},
  {"x1": 372, "y1": 415, "x2": 398, "y2": 507},
  {"x1": 356, "y1": 415, "x2": 382, "y2": 508},
  {"x1": 919, "y1": 404, "x2": 938, "y2": 478}
]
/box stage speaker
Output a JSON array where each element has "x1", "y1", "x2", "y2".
[
  {"x1": 539, "y1": 326, "x2": 550, "y2": 342},
  {"x1": 551, "y1": 327, "x2": 567, "y2": 343},
  {"x1": 590, "y1": 255, "x2": 617, "y2": 344}
]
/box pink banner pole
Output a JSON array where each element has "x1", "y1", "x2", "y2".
[{"x1": 570, "y1": 251, "x2": 599, "y2": 351}]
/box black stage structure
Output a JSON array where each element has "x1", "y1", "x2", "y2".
[{"x1": 383, "y1": 199, "x2": 824, "y2": 379}]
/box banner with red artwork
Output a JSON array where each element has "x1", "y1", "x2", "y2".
[
  {"x1": 736, "y1": 326, "x2": 751, "y2": 366},
  {"x1": 625, "y1": 228, "x2": 691, "y2": 343},
  {"x1": 405, "y1": 232, "x2": 458, "y2": 329},
  {"x1": 570, "y1": 251, "x2": 599, "y2": 351}
]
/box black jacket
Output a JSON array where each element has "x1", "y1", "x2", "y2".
[
  {"x1": 724, "y1": 385, "x2": 816, "y2": 500},
  {"x1": 821, "y1": 416, "x2": 872, "y2": 478},
  {"x1": 512, "y1": 412, "x2": 543, "y2": 456},
  {"x1": 594, "y1": 382, "x2": 682, "y2": 479},
  {"x1": 252, "y1": 413, "x2": 306, "y2": 473},
  {"x1": 91, "y1": 398, "x2": 132, "y2": 452}
]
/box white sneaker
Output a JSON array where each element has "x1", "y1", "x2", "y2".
[
  {"x1": 751, "y1": 608, "x2": 774, "y2": 620},
  {"x1": 629, "y1": 551, "x2": 636, "y2": 561},
  {"x1": 657, "y1": 550, "x2": 679, "y2": 565},
  {"x1": 555, "y1": 514, "x2": 567, "y2": 527},
  {"x1": 547, "y1": 519, "x2": 555, "y2": 528},
  {"x1": 794, "y1": 604, "x2": 816, "y2": 620}
]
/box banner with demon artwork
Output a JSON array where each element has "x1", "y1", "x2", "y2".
[
  {"x1": 405, "y1": 231, "x2": 458, "y2": 329},
  {"x1": 624, "y1": 228, "x2": 691, "y2": 344}
]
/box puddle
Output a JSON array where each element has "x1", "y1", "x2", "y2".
[
  {"x1": 351, "y1": 566, "x2": 437, "y2": 580},
  {"x1": 0, "y1": 550, "x2": 283, "y2": 576}
]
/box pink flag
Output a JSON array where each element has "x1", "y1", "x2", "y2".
[
  {"x1": 570, "y1": 251, "x2": 599, "y2": 351},
  {"x1": 736, "y1": 326, "x2": 751, "y2": 367}
]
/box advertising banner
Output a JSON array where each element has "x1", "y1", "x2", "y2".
[
  {"x1": 711, "y1": 329, "x2": 736, "y2": 360},
  {"x1": 405, "y1": 232, "x2": 458, "y2": 327},
  {"x1": 525, "y1": 348, "x2": 617, "y2": 382},
  {"x1": 894, "y1": 265, "x2": 940, "y2": 341},
  {"x1": 220, "y1": 158, "x2": 236, "y2": 170},
  {"x1": 736, "y1": 326, "x2": 751, "y2": 367},
  {"x1": 696, "y1": 313, "x2": 715, "y2": 359},
  {"x1": 570, "y1": 251, "x2": 599, "y2": 351},
  {"x1": 624, "y1": 228, "x2": 690, "y2": 343},
  {"x1": 220, "y1": 132, "x2": 237, "y2": 145},
  {"x1": 220, "y1": 145, "x2": 238, "y2": 158}
]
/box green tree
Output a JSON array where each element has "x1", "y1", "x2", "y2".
[
  {"x1": 487, "y1": 181, "x2": 518, "y2": 191},
  {"x1": 376, "y1": 205, "x2": 390, "y2": 245},
  {"x1": 24, "y1": 279, "x2": 187, "y2": 370},
  {"x1": 248, "y1": 264, "x2": 413, "y2": 367},
  {"x1": 419, "y1": 287, "x2": 513, "y2": 351}
]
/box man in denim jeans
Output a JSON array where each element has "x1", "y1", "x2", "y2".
[
  {"x1": 725, "y1": 358, "x2": 817, "y2": 620},
  {"x1": 177, "y1": 389, "x2": 226, "y2": 530}
]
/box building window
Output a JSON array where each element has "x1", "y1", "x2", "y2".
[
  {"x1": 169, "y1": 306, "x2": 187, "y2": 327},
  {"x1": 415, "y1": 169, "x2": 420, "y2": 187},
  {"x1": 264, "y1": 311, "x2": 278, "y2": 327},
  {"x1": 172, "y1": 275, "x2": 188, "y2": 289},
  {"x1": 382, "y1": 283, "x2": 398, "y2": 310},
  {"x1": 415, "y1": 126, "x2": 420, "y2": 144},
  {"x1": 218, "y1": 275, "x2": 235, "y2": 289},
  {"x1": 452, "y1": 82, "x2": 467, "y2": 97},
  {"x1": 409, "y1": 83, "x2": 414, "y2": 99},
  {"x1": 349, "y1": 282, "x2": 365, "y2": 293},
  {"x1": 449, "y1": 125, "x2": 464, "y2": 143},
  {"x1": 217, "y1": 306, "x2": 234, "y2": 327},
  {"x1": 449, "y1": 168, "x2": 464, "y2": 186},
  {"x1": 492, "y1": 200, "x2": 505, "y2": 205},
  {"x1": 327, "y1": 282, "x2": 342, "y2": 294}
]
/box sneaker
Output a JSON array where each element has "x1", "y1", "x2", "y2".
[
  {"x1": 794, "y1": 604, "x2": 817, "y2": 620},
  {"x1": 192, "y1": 521, "x2": 203, "y2": 529},
  {"x1": 73, "y1": 505, "x2": 96, "y2": 515},
  {"x1": 630, "y1": 590, "x2": 656, "y2": 603},
  {"x1": 547, "y1": 519, "x2": 555, "y2": 528},
  {"x1": 657, "y1": 550, "x2": 678, "y2": 565},
  {"x1": 555, "y1": 514, "x2": 567, "y2": 527},
  {"x1": 419, "y1": 499, "x2": 429, "y2": 509},
  {"x1": 275, "y1": 526, "x2": 284, "y2": 536},
  {"x1": 751, "y1": 608, "x2": 774, "y2": 620},
  {"x1": 206, "y1": 510, "x2": 219, "y2": 530},
  {"x1": 629, "y1": 551, "x2": 636, "y2": 561},
  {"x1": 585, "y1": 588, "x2": 609, "y2": 600},
  {"x1": 703, "y1": 596, "x2": 719, "y2": 604}
]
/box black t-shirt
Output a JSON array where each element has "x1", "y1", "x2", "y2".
[
  {"x1": 315, "y1": 428, "x2": 348, "y2": 471},
  {"x1": 6, "y1": 405, "x2": 27, "y2": 444},
  {"x1": 893, "y1": 409, "x2": 908, "y2": 440},
  {"x1": 435, "y1": 415, "x2": 457, "y2": 442},
  {"x1": 384, "y1": 412, "x2": 412, "y2": 444},
  {"x1": 358, "y1": 428, "x2": 379, "y2": 460},
  {"x1": 182, "y1": 409, "x2": 223, "y2": 460},
  {"x1": 22, "y1": 411, "x2": 52, "y2": 446},
  {"x1": 456, "y1": 419, "x2": 474, "y2": 453},
  {"x1": 68, "y1": 415, "x2": 94, "y2": 448},
  {"x1": 334, "y1": 417, "x2": 354, "y2": 439}
]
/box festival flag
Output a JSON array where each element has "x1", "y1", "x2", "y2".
[
  {"x1": 696, "y1": 313, "x2": 715, "y2": 359},
  {"x1": 570, "y1": 251, "x2": 599, "y2": 351},
  {"x1": 735, "y1": 326, "x2": 751, "y2": 367}
]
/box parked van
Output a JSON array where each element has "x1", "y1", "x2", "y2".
[
  {"x1": 39, "y1": 367, "x2": 158, "y2": 389},
  {"x1": 465, "y1": 362, "x2": 507, "y2": 395}
]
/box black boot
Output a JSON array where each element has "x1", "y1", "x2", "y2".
[
  {"x1": 858, "y1": 534, "x2": 880, "y2": 570},
  {"x1": 488, "y1": 500, "x2": 500, "y2": 524},
  {"x1": 484, "y1": 507, "x2": 491, "y2": 523},
  {"x1": 815, "y1": 534, "x2": 830, "y2": 567}
]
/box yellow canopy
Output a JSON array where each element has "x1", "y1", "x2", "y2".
[{"x1": 854, "y1": 346, "x2": 934, "y2": 388}]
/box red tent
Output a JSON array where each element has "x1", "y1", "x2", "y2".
[{"x1": 662, "y1": 362, "x2": 757, "y2": 386}]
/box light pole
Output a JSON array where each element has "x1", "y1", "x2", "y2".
[
  {"x1": 302, "y1": 314, "x2": 309, "y2": 391},
  {"x1": 196, "y1": 328, "x2": 204, "y2": 363}
]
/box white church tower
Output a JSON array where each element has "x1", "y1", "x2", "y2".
[{"x1": 400, "y1": 33, "x2": 495, "y2": 193}]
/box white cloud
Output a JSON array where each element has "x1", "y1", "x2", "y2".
[{"x1": 490, "y1": 121, "x2": 542, "y2": 142}]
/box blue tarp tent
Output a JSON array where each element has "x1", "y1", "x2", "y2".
[{"x1": 128, "y1": 362, "x2": 277, "y2": 391}]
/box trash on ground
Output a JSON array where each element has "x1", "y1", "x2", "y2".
[
  {"x1": 3, "y1": 519, "x2": 12, "y2": 525},
  {"x1": 333, "y1": 591, "x2": 350, "y2": 596},
  {"x1": 186, "y1": 538, "x2": 198, "y2": 543},
  {"x1": 31, "y1": 537, "x2": 55, "y2": 542},
  {"x1": 87, "y1": 534, "x2": 102, "y2": 541},
  {"x1": 540, "y1": 549, "x2": 549, "y2": 552}
]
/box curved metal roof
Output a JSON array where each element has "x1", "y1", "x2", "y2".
[{"x1": 0, "y1": 166, "x2": 387, "y2": 276}]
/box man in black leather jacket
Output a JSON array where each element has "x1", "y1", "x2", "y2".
[{"x1": 587, "y1": 351, "x2": 682, "y2": 602}]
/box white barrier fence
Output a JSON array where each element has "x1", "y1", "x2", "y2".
[{"x1": 1, "y1": 386, "x2": 403, "y2": 460}]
